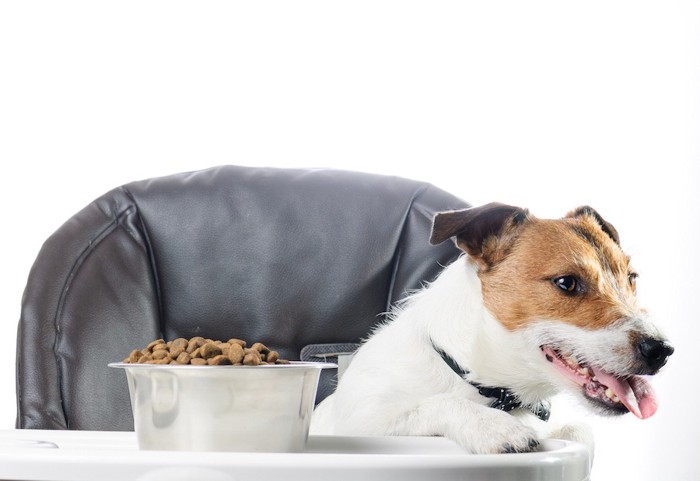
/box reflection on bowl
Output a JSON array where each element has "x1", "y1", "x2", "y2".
[{"x1": 110, "y1": 362, "x2": 334, "y2": 452}]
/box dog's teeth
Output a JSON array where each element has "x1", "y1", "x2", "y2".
[
  {"x1": 578, "y1": 367, "x2": 590, "y2": 377},
  {"x1": 604, "y1": 388, "x2": 620, "y2": 403}
]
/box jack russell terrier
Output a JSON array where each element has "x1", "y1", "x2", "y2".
[{"x1": 311, "y1": 202, "x2": 673, "y2": 454}]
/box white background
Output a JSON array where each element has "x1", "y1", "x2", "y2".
[{"x1": 1, "y1": 1, "x2": 698, "y2": 480}]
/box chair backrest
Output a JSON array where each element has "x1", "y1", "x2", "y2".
[{"x1": 16, "y1": 165, "x2": 469, "y2": 430}]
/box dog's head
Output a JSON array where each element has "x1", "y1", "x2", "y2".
[{"x1": 431, "y1": 202, "x2": 673, "y2": 419}]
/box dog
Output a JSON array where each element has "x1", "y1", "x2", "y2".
[{"x1": 310, "y1": 202, "x2": 673, "y2": 455}]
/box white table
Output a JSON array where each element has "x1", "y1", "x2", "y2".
[{"x1": 0, "y1": 430, "x2": 590, "y2": 481}]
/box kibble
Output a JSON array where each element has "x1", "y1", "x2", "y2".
[
  {"x1": 122, "y1": 336, "x2": 290, "y2": 366},
  {"x1": 176, "y1": 352, "x2": 191, "y2": 364},
  {"x1": 200, "y1": 342, "x2": 223, "y2": 359},
  {"x1": 243, "y1": 351, "x2": 262, "y2": 366},
  {"x1": 147, "y1": 339, "x2": 165, "y2": 351},
  {"x1": 169, "y1": 345, "x2": 185, "y2": 358},
  {"x1": 208, "y1": 355, "x2": 232, "y2": 366},
  {"x1": 152, "y1": 349, "x2": 169, "y2": 360},
  {"x1": 228, "y1": 343, "x2": 245, "y2": 364},
  {"x1": 250, "y1": 342, "x2": 269, "y2": 354}
]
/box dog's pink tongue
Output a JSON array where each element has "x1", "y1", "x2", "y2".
[{"x1": 594, "y1": 370, "x2": 658, "y2": 419}]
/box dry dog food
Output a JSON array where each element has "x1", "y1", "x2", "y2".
[{"x1": 122, "y1": 337, "x2": 290, "y2": 366}]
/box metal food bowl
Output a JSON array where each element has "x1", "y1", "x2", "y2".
[{"x1": 110, "y1": 362, "x2": 334, "y2": 452}]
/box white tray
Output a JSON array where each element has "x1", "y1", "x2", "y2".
[{"x1": 0, "y1": 430, "x2": 590, "y2": 481}]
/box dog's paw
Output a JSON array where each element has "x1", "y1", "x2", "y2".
[
  {"x1": 502, "y1": 437, "x2": 541, "y2": 454},
  {"x1": 453, "y1": 408, "x2": 540, "y2": 454},
  {"x1": 549, "y1": 422, "x2": 595, "y2": 461}
]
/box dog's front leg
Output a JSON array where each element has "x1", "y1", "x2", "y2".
[{"x1": 389, "y1": 393, "x2": 539, "y2": 454}]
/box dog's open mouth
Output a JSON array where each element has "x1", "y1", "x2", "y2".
[{"x1": 540, "y1": 345, "x2": 658, "y2": 419}]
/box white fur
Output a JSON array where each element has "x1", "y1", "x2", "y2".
[
  {"x1": 525, "y1": 315, "x2": 663, "y2": 378},
  {"x1": 311, "y1": 257, "x2": 593, "y2": 454}
]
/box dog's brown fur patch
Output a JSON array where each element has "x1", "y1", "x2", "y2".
[{"x1": 478, "y1": 213, "x2": 638, "y2": 331}]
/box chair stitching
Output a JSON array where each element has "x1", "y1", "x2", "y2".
[
  {"x1": 385, "y1": 183, "x2": 430, "y2": 312},
  {"x1": 51, "y1": 203, "x2": 135, "y2": 429},
  {"x1": 120, "y1": 186, "x2": 164, "y2": 338}
]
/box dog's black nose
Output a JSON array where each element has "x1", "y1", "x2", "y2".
[{"x1": 637, "y1": 337, "x2": 674, "y2": 372}]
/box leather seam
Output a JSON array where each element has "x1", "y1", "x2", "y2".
[
  {"x1": 120, "y1": 186, "x2": 164, "y2": 337},
  {"x1": 51, "y1": 204, "x2": 135, "y2": 429},
  {"x1": 385, "y1": 183, "x2": 430, "y2": 312}
]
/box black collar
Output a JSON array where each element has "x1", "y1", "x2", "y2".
[{"x1": 434, "y1": 345, "x2": 551, "y2": 422}]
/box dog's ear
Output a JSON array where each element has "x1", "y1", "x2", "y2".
[
  {"x1": 567, "y1": 206, "x2": 620, "y2": 245},
  {"x1": 430, "y1": 203, "x2": 529, "y2": 264}
]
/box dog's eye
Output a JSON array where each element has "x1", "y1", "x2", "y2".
[
  {"x1": 553, "y1": 276, "x2": 579, "y2": 294},
  {"x1": 628, "y1": 272, "x2": 638, "y2": 290}
]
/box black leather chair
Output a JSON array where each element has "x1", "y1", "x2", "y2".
[{"x1": 16, "y1": 165, "x2": 469, "y2": 431}]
